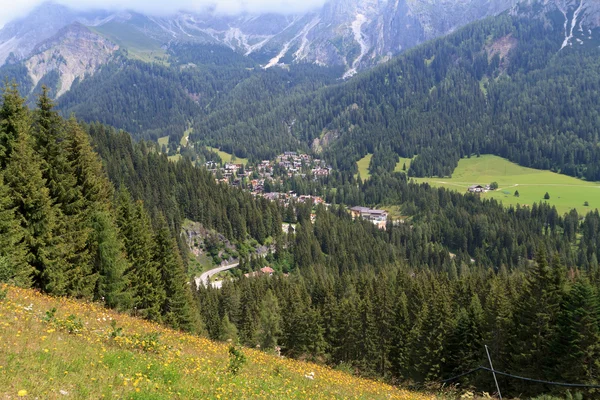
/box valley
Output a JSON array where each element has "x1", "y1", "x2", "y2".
[{"x1": 1, "y1": 0, "x2": 600, "y2": 398}]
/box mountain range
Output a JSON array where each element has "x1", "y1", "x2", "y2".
[{"x1": 1, "y1": 0, "x2": 599, "y2": 100}]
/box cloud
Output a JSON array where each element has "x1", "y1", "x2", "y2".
[{"x1": 0, "y1": 0, "x2": 328, "y2": 28}]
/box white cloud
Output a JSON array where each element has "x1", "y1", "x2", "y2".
[{"x1": 0, "y1": 0, "x2": 328, "y2": 28}]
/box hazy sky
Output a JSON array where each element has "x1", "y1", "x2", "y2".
[{"x1": 0, "y1": 0, "x2": 328, "y2": 28}]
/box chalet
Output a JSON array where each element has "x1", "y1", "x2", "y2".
[{"x1": 468, "y1": 185, "x2": 485, "y2": 193}]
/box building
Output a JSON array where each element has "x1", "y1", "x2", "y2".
[
  {"x1": 349, "y1": 206, "x2": 388, "y2": 230},
  {"x1": 468, "y1": 185, "x2": 485, "y2": 193}
]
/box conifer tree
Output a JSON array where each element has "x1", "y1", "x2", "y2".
[
  {"x1": 219, "y1": 314, "x2": 239, "y2": 342},
  {"x1": 153, "y1": 216, "x2": 198, "y2": 332},
  {"x1": 510, "y1": 249, "x2": 563, "y2": 393},
  {"x1": 0, "y1": 82, "x2": 27, "y2": 168},
  {"x1": 554, "y1": 279, "x2": 600, "y2": 384},
  {"x1": 89, "y1": 210, "x2": 131, "y2": 309},
  {"x1": 116, "y1": 188, "x2": 165, "y2": 321},
  {"x1": 258, "y1": 289, "x2": 282, "y2": 351},
  {"x1": 4, "y1": 115, "x2": 57, "y2": 292},
  {"x1": 0, "y1": 173, "x2": 30, "y2": 286}
]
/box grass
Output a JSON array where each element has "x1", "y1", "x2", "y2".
[
  {"x1": 181, "y1": 127, "x2": 193, "y2": 148},
  {"x1": 91, "y1": 22, "x2": 167, "y2": 64},
  {"x1": 395, "y1": 157, "x2": 412, "y2": 173},
  {"x1": 415, "y1": 155, "x2": 600, "y2": 214},
  {"x1": 356, "y1": 154, "x2": 372, "y2": 180},
  {"x1": 207, "y1": 147, "x2": 249, "y2": 166},
  {"x1": 157, "y1": 136, "x2": 169, "y2": 149},
  {"x1": 0, "y1": 285, "x2": 433, "y2": 399}
]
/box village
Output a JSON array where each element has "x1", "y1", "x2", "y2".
[{"x1": 204, "y1": 151, "x2": 390, "y2": 230}]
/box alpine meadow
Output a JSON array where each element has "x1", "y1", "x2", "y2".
[{"x1": 2, "y1": 0, "x2": 600, "y2": 399}]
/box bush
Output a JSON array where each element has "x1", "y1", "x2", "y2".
[
  {"x1": 544, "y1": 192, "x2": 550, "y2": 200},
  {"x1": 228, "y1": 344, "x2": 246, "y2": 375}
]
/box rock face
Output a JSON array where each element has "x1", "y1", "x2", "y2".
[
  {"x1": 0, "y1": 3, "x2": 110, "y2": 66},
  {"x1": 24, "y1": 23, "x2": 118, "y2": 97}
]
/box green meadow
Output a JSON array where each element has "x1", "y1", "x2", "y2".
[
  {"x1": 92, "y1": 22, "x2": 167, "y2": 64},
  {"x1": 356, "y1": 154, "x2": 412, "y2": 180},
  {"x1": 415, "y1": 155, "x2": 600, "y2": 214},
  {"x1": 207, "y1": 147, "x2": 249, "y2": 165},
  {"x1": 356, "y1": 153, "x2": 373, "y2": 179}
]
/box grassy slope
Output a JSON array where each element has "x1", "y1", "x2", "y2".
[
  {"x1": 91, "y1": 22, "x2": 167, "y2": 64},
  {"x1": 415, "y1": 155, "x2": 600, "y2": 214},
  {"x1": 356, "y1": 154, "x2": 372, "y2": 180},
  {"x1": 0, "y1": 286, "x2": 431, "y2": 400},
  {"x1": 157, "y1": 136, "x2": 169, "y2": 148},
  {"x1": 207, "y1": 147, "x2": 249, "y2": 166}
]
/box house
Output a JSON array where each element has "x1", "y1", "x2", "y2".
[
  {"x1": 468, "y1": 185, "x2": 485, "y2": 193},
  {"x1": 244, "y1": 266, "x2": 275, "y2": 278}
]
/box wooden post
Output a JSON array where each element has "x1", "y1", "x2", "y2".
[{"x1": 485, "y1": 345, "x2": 502, "y2": 400}]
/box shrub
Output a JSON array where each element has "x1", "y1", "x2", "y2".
[{"x1": 227, "y1": 344, "x2": 246, "y2": 375}]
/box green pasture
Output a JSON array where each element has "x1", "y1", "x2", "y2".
[
  {"x1": 415, "y1": 155, "x2": 600, "y2": 214},
  {"x1": 207, "y1": 147, "x2": 249, "y2": 165}
]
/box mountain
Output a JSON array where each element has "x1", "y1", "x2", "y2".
[
  {"x1": 183, "y1": 0, "x2": 600, "y2": 180},
  {"x1": 0, "y1": 0, "x2": 522, "y2": 77}
]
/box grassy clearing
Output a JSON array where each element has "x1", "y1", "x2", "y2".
[
  {"x1": 395, "y1": 157, "x2": 412, "y2": 173},
  {"x1": 181, "y1": 127, "x2": 193, "y2": 147},
  {"x1": 207, "y1": 147, "x2": 249, "y2": 166},
  {"x1": 0, "y1": 286, "x2": 432, "y2": 400},
  {"x1": 415, "y1": 155, "x2": 600, "y2": 214},
  {"x1": 157, "y1": 136, "x2": 169, "y2": 148},
  {"x1": 92, "y1": 22, "x2": 167, "y2": 64},
  {"x1": 356, "y1": 153, "x2": 372, "y2": 180},
  {"x1": 168, "y1": 154, "x2": 182, "y2": 163}
]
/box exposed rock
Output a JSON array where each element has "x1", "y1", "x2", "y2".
[{"x1": 24, "y1": 23, "x2": 118, "y2": 97}]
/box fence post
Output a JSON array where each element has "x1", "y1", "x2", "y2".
[{"x1": 485, "y1": 345, "x2": 502, "y2": 400}]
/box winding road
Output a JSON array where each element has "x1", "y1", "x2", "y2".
[{"x1": 194, "y1": 262, "x2": 239, "y2": 289}]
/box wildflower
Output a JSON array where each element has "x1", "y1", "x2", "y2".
[{"x1": 18, "y1": 389, "x2": 27, "y2": 397}]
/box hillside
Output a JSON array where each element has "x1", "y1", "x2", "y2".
[
  {"x1": 416, "y1": 155, "x2": 600, "y2": 214},
  {"x1": 0, "y1": 285, "x2": 431, "y2": 399}
]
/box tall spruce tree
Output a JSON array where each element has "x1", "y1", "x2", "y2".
[
  {"x1": 3, "y1": 105, "x2": 57, "y2": 292},
  {"x1": 0, "y1": 82, "x2": 27, "y2": 168},
  {"x1": 554, "y1": 278, "x2": 600, "y2": 385},
  {"x1": 116, "y1": 188, "x2": 165, "y2": 321},
  {"x1": 153, "y1": 216, "x2": 198, "y2": 332},
  {"x1": 258, "y1": 289, "x2": 282, "y2": 351},
  {"x1": 510, "y1": 250, "x2": 563, "y2": 393},
  {"x1": 0, "y1": 173, "x2": 30, "y2": 285}
]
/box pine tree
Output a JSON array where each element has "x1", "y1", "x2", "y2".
[
  {"x1": 0, "y1": 82, "x2": 28, "y2": 168},
  {"x1": 31, "y1": 88, "x2": 94, "y2": 297},
  {"x1": 4, "y1": 120, "x2": 57, "y2": 292},
  {"x1": 116, "y1": 188, "x2": 165, "y2": 321},
  {"x1": 219, "y1": 314, "x2": 239, "y2": 342},
  {"x1": 89, "y1": 210, "x2": 131, "y2": 309},
  {"x1": 390, "y1": 291, "x2": 411, "y2": 379},
  {"x1": 554, "y1": 279, "x2": 600, "y2": 385},
  {"x1": 258, "y1": 289, "x2": 282, "y2": 351},
  {"x1": 153, "y1": 216, "x2": 198, "y2": 332},
  {"x1": 510, "y1": 249, "x2": 563, "y2": 393},
  {"x1": 0, "y1": 173, "x2": 30, "y2": 286}
]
